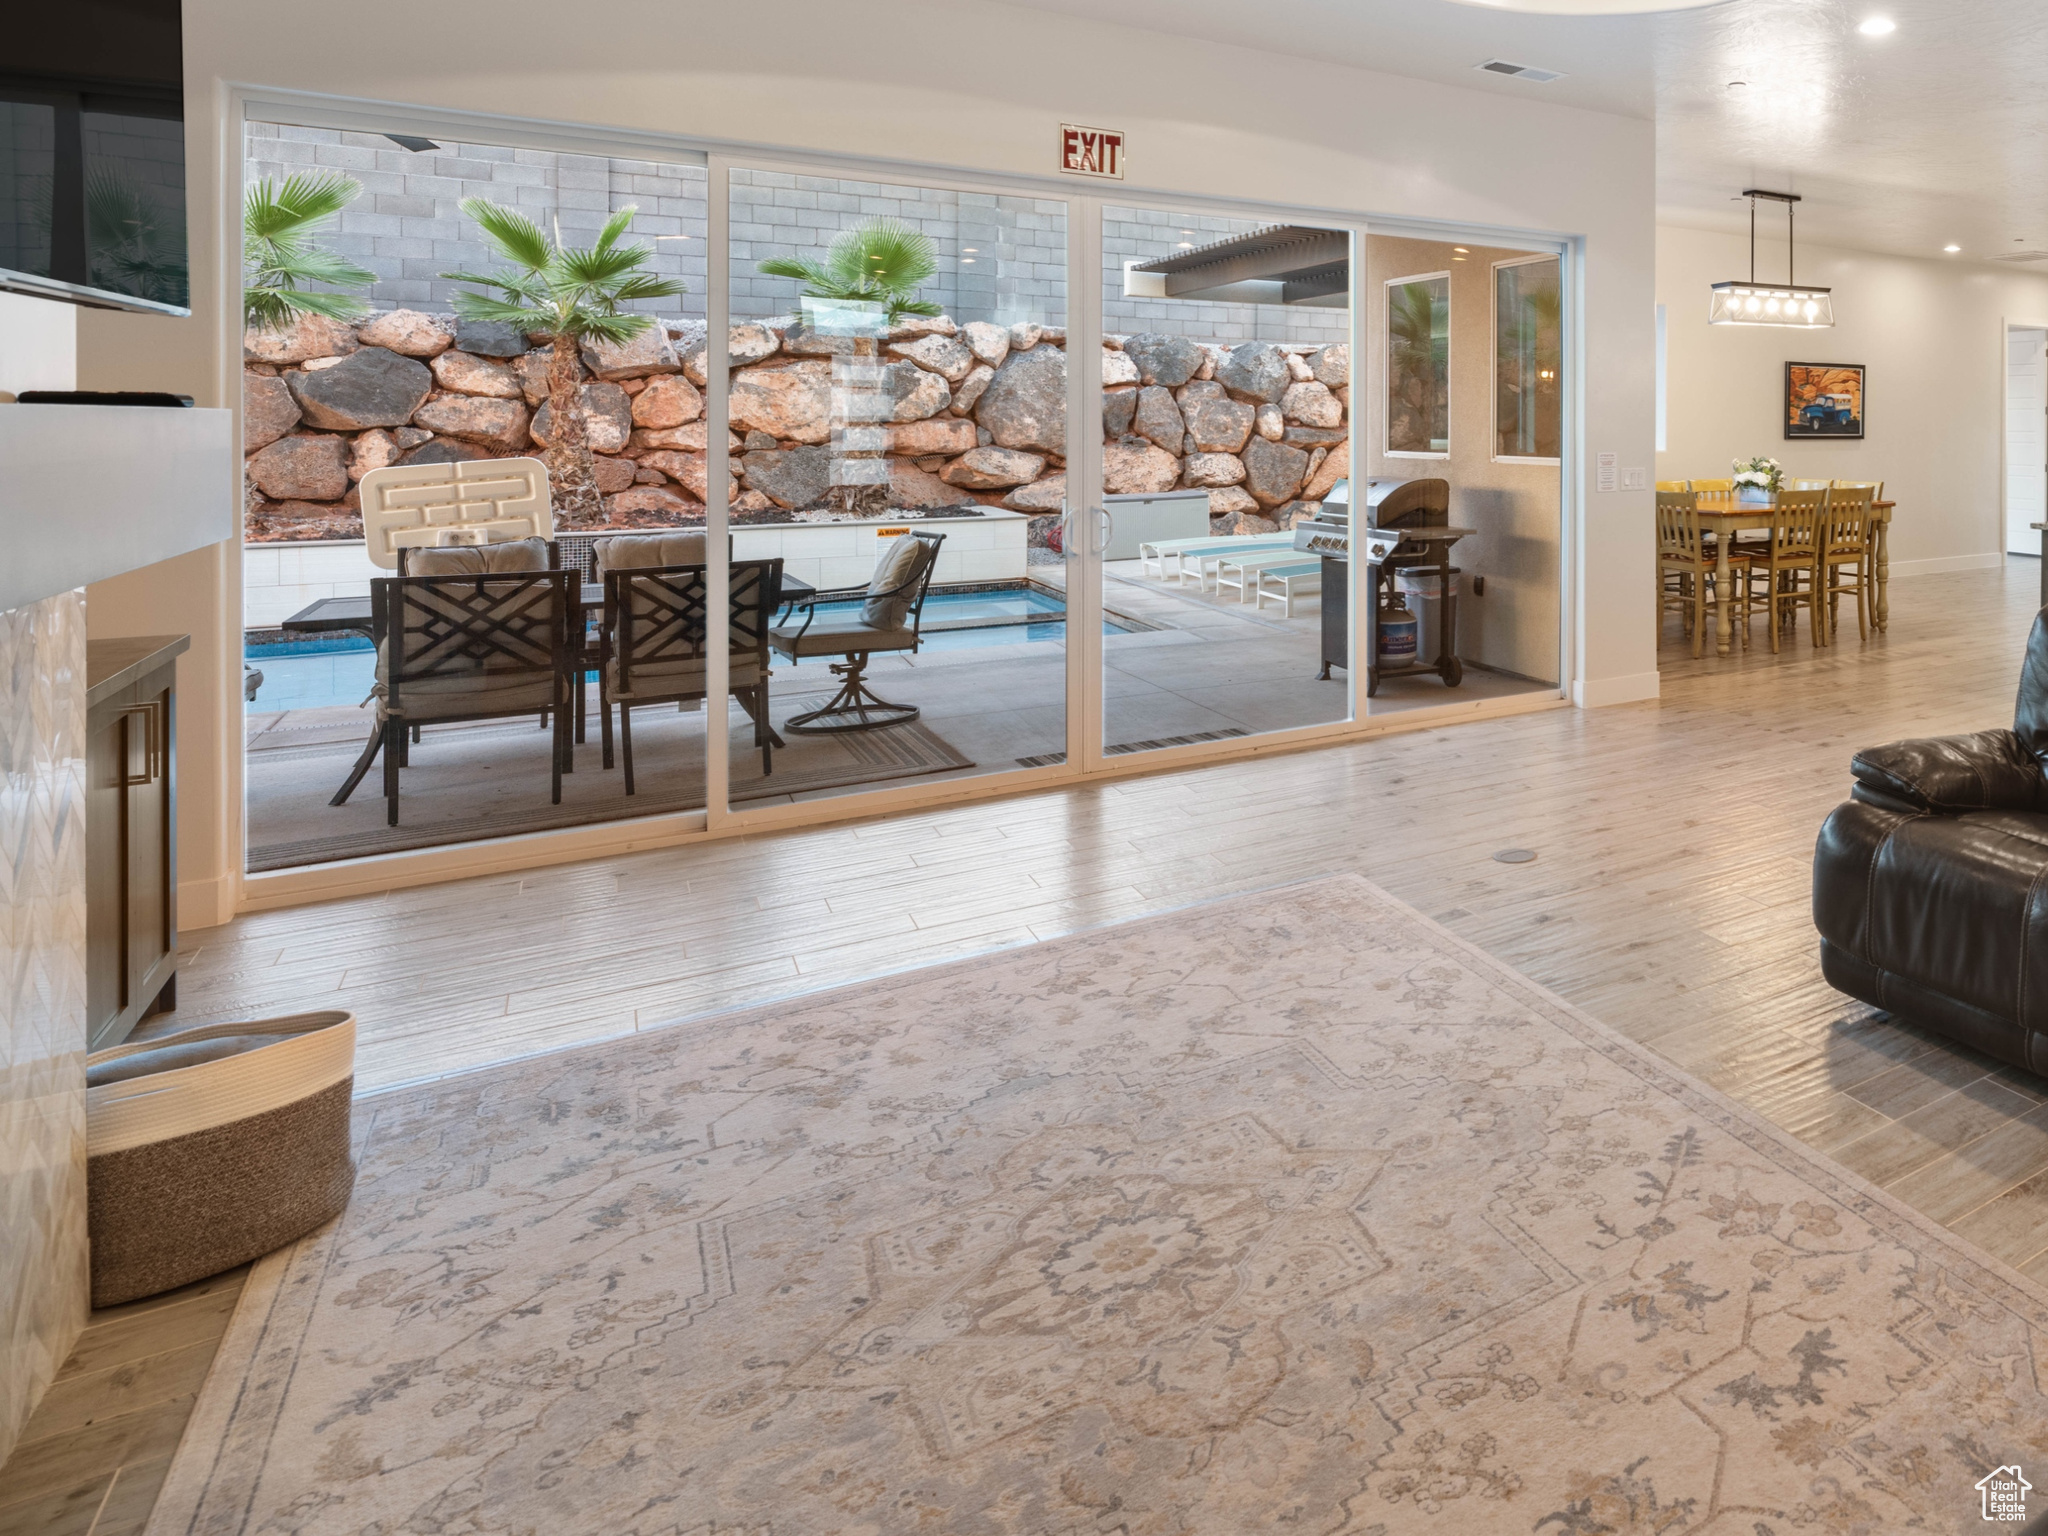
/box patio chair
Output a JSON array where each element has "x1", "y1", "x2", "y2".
[
  {"x1": 329, "y1": 538, "x2": 576, "y2": 825},
  {"x1": 768, "y1": 531, "x2": 944, "y2": 733},
  {"x1": 592, "y1": 532, "x2": 784, "y2": 790}
]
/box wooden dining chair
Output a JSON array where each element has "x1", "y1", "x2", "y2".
[
  {"x1": 1738, "y1": 487, "x2": 1829, "y2": 652},
  {"x1": 1788, "y1": 478, "x2": 1833, "y2": 491},
  {"x1": 1818, "y1": 483, "x2": 1876, "y2": 642},
  {"x1": 1691, "y1": 478, "x2": 1734, "y2": 493},
  {"x1": 1658, "y1": 490, "x2": 1742, "y2": 658},
  {"x1": 1655, "y1": 479, "x2": 1690, "y2": 493}
]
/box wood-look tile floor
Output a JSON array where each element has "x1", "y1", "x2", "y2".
[{"x1": 7, "y1": 559, "x2": 2046, "y2": 1532}]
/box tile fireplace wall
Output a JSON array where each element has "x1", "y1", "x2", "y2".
[{"x1": 0, "y1": 589, "x2": 88, "y2": 1464}]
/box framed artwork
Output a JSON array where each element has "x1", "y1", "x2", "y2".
[{"x1": 1785, "y1": 362, "x2": 1865, "y2": 439}]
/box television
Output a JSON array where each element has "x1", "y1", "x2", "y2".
[{"x1": 1, "y1": 0, "x2": 187, "y2": 315}]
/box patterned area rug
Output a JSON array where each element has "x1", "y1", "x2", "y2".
[{"x1": 150, "y1": 876, "x2": 2048, "y2": 1534}]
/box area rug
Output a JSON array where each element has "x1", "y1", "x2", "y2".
[
  {"x1": 148, "y1": 875, "x2": 2048, "y2": 1534},
  {"x1": 245, "y1": 716, "x2": 973, "y2": 870}
]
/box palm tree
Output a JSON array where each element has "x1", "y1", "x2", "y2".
[
  {"x1": 1388, "y1": 280, "x2": 1449, "y2": 452},
  {"x1": 442, "y1": 199, "x2": 685, "y2": 525},
  {"x1": 244, "y1": 173, "x2": 377, "y2": 331},
  {"x1": 87, "y1": 169, "x2": 188, "y2": 308},
  {"x1": 757, "y1": 219, "x2": 941, "y2": 324}
]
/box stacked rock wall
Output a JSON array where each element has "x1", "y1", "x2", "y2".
[{"x1": 243, "y1": 310, "x2": 1350, "y2": 542}]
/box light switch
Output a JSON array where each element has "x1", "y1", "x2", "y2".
[{"x1": 1621, "y1": 468, "x2": 1648, "y2": 491}]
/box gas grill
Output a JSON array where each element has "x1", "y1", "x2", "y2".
[{"x1": 1295, "y1": 477, "x2": 1475, "y2": 695}]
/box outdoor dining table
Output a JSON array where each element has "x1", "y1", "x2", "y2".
[
  {"x1": 1691, "y1": 493, "x2": 1894, "y2": 657},
  {"x1": 277, "y1": 572, "x2": 819, "y2": 636}
]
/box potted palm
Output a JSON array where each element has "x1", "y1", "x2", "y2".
[
  {"x1": 759, "y1": 220, "x2": 941, "y2": 514},
  {"x1": 243, "y1": 172, "x2": 376, "y2": 330},
  {"x1": 443, "y1": 200, "x2": 685, "y2": 525}
]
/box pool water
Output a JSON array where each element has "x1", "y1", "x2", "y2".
[{"x1": 246, "y1": 587, "x2": 1131, "y2": 711}]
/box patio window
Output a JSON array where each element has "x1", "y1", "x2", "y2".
[
  {"x1": 1495, "y1": 256, "x2": 1561, "y2": 461},
  {"x1": 1386, "y1": 273, "x2": 1449, "y2": 455}
]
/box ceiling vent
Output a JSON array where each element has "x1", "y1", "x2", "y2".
[
  {"x1": 1991, "y1": 251, "x2": 2048, "y2": 264},
  {"x1": 1477, "y1": 58, "x2": 1564, "y2": 82}
]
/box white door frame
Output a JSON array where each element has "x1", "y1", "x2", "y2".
[{"x1": 2003, "y1": 319, "x2": 2048, "y2": 559}]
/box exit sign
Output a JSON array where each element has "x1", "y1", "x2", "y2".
[{"x1": 1059, "y1": 125, "x2": 1124, "y2": 179}]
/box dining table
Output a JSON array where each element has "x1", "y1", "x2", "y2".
[
  {"x1": 1691, "y1": 493, "x2": 1894, "y2": 657},
  {"x1": 277, "y1": 572, "x2": 819, "y2": 637}
]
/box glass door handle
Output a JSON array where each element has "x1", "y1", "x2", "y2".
[
  {"x1": 1058, "y1": 501, "x2": 1075, "y2": 561},
  {"x1": 1093, "y1": 505, "x2": 1114, "y2": 556}
]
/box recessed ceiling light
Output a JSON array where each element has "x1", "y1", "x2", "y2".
[
  {"x1": 1857, "y1": 15, "x2": 1896, "y2": 34},
  {"x1": 1453, "y1": 246, "x2": 1470, "y2": 254},
  {"x1": 1944, "y1": 244, "x2": 1961, "y2": 253},
  {"x1": 1176, "y1": 242, "x2": 1194, "y2": 249}
]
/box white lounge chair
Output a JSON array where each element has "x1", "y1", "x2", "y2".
[
  {"x1": 1255, "y1": 560, "x2": 1322, "y2": 616},
  {"x1": 1138, "y1": 534, "x2": 1293, "y2": 585},
  {"x1": 1216, "y1": 549, "x2": 1321, "y2": 603}
]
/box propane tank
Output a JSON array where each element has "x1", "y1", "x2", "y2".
[{"x1": 1378, "y1": 595, "x2": 1419, "y2": 663}]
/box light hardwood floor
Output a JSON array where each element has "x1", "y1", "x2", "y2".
[{"x1": 5, "y1": 557, "x2": 2045, "y2": 1534}]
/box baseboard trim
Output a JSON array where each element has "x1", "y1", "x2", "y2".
[
  {"x1": 1887, "y1": 552, "x2": 2002, "y2": 578},
  {"x1": 178, "y1": 873, "x2": 237, "y2": 932},
  {"x1": 1573, "y1": 670, "x2": 1661, "y2": 708}
]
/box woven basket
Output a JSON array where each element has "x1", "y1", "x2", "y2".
[{"x1": 85, "y1": 1011, "x2": 357, "y2": 1308}]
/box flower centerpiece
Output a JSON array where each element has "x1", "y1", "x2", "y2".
[{"x1": 1732, "y1": 455, "x2": 1782, "y2": 505}]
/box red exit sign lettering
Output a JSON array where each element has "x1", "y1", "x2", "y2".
[{"x1": 1059, "y1": 125, "x2": 1124, "y2": 180}]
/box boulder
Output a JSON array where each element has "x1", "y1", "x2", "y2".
[
  {"x1": 732, "y1": 491, "x2": 776, "y2": 514},
  {"x1": 1008, "y1": 321, "x2": 1042, "y2": 353},
  {"x1": 887, "y1": 333, "x2": 976, "y2": 384},
  {"x1": 742, "y1": 444, "x2": 832, "y2": 509},
  {"x1": 412, "y1": 394, "x2": 531, "y2": 450},
  {"x1": 582, "y1": 326, "x2": 679, "y2": 380},
  {"x1": 1281, "y1": 380, "x2": 1343, "y2": 428},
  {"x1": 1183, "y1": 397, "x2": 1254, "y2": 454},
  {"x1": 1123, "y1": 332, "x2": 1205, "y2": 388},
  {"x1": 430, "y1": 350, "x2": 523, "y2": 399},
  {"x1": 1310, "y1": 344, "x2": 1350, "y2": 388},
  {"x1": 961, "y1": 321, "x2": 1009, "y2": 369},
  {"x1": 1103, "y1": 441, "x2": 1179, "y2": 495},
  {"x1": 530, "y1": 381, "x2": 633, "y2": 454},
  {"x1": 1101, "y1": 349, "x2": 1139, "y2": 388},
  {"x1": 1102, "y1": 387, "x2": 1138, "y2": 439},
  {"x1": 1176, "y1": 379, "x2": 1224, "y2": 405},
  {"x1": 1131, "y1": 386, "x2": 1184, "y2": 454},
  {"x1": 1218, "y1": 343, "x2": 1290, "y2": 404},
  {"x1": 1194, "y1": 347, "x2": 1219, "y2": 382},
  {"x1": 941, "y1": 446, "x2": 1045, "y2": 489},
  {"x1": 976, "y1": 344, "x2": 1066, "y2": 453},
  {"x1": 889, "y1": 460, "x2": 969, "y2": 508},
  {"x1": 635, "y1": 465, "x2": 667, "y2": 485},
  {"x1": 244, "y1": 374, "x2": 302, "y2": 452},
  {"x1": 1230, "y1": 511, "x2": 1283, "y2": 536},
  {"x1": 1304, "y1": 440, "x2": 1349, "y2": 501},
  {"x1": 886, "y1": 417, "x2": 978, "y2": 456},
  {"x1": 730, "y1": 362, "x2": 833, "y2": 444},
  {"x1": 1256, "y1": 404, "x2": 1286, "y2": 441},
  {"x1": 950, "y1": 363, "x2": 995, "y2": 417},
  {"x1": 246, "y1": 498, "x2": 363, "y2": 542},
  {"x1": 246, "y1": 434, "x2": 349, "y2": 501},
  {"x1": 632, "y1": 422, "x2": 740, "y2": 453},
  {"x1": 778, "y1": 323, "x2": 857, "y2": 358},
  {"x1": 885, "y1": 361, "x2": 951, "y2": 422},
  {"x1": 639, "y1": 451, "x2": 734, "y2": 504},
  {"x1": 454, "y1": 319, "x2": 530, "y2": 358},
  {"x1": 243, "y1": 313, "x2": 358, "y2": 365},
  {"x1": 358, "y1": 309, "x2": 453, "y2": 358},
  {"x1": 1285, "y1": 351, "x2": 1314, "y2": 383},
  {"x1": 888, "y1": 315, "x2": 957, "y2": 339},
  {"x1": 680, "y1": 322, "x2": 778, "y2": 384},
  {"x1": 631, "y1": 375, "x2": 703, "y2": 429},
  {"x1": 289, "y1": 347, "x2": 432, "y2": 430},
  {"x1": 1206, "y1": 486, "x2": 1259, "y2": 519},
  {"x1": 1241, "y1": 433, "x2": 1310, "y2": 507},
  {"x1": 607, "y1": 487, "x2": 699, "y2": 519},
  {"x1": 1284, "y1": 425, "x2": 1349, "y2": 449},
  {"x1": 400, "y1": 438, "x2": 495, "y2": 467},
  {"x1": 743, "y1": 430, "x2": 779, "y2": 452},
  {"x1": 1003, "y1": 473, "x2": 1067, "y2": 512},
  {"x1": 593, "y1": 455, "x2": 639, "y2": 494},
  {"x1": 1181, "y1": 452, "x2": 1246, "y2": 488},
  {"x1": 514, "y1": 347, "x2": 564, "y2": 407},
  {"x1": 347, "y1": 429, "x2": 404, "y2": 481}
]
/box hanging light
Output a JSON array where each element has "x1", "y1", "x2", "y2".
[{"x1": 1709, "y1": 189, "x2": 1834, "y2": 328}]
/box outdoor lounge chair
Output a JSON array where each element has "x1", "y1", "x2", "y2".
[
  {"x1": 768, "y1": 531, "x2": 944, "y2": 733},
  {"x1": 1138, "y1": 533, "x2": 1294, "y2": 585},
  {"x1": 592, "y1": 532, "x2": 784, "y2": 790},
  {"x1": 1255, "y1": 560, "x2": 1323, "y2": 616},
  {"x1": 330, "y1": 538, "x2": 576, "y2": 826},
  {"x1": 1216, "y1": 548, "x2": 1322, "y2": 603}
]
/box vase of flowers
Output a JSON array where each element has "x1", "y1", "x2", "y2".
[{"x1": 1732, "y1": 456, "x2": 1782, "y2": 505}]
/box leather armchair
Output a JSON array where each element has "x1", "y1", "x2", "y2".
[{"x1": 1813, "y1": 610, "x2": 2048, "y2": 1075}]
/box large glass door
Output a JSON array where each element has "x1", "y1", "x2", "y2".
[
  {"x1": 719, "y1": 164, "x2": 1073, "y2": 809},
  {"x1": 1087, "y1": 206, "x2": 1359, "y2": 764}
]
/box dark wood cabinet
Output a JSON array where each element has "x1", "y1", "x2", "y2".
[{"x1": 86, "y1": 635, "x2": 188, "y2": 1051}]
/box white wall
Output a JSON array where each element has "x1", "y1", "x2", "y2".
[
  {"x1": 85, "y1": 0, "x2": 1658, "y2": 917},
  {"x1": 1657, "y1": 224, "x2": 2048, "y2": 574},
  {"x1": 0, "y1": 292, "x2": 76, "y2": 395}
]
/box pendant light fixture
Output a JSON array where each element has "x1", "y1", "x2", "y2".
[{"x1": 1710, "y1": 190, "x2": 1834, "y2": 328}]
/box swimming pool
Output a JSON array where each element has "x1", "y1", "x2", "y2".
[{"x1": 245, "y1": 586, "x2": 1132, "y2": 711}]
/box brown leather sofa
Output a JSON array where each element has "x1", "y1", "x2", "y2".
[{"x1": 1813, "y1": 611, "x2": 2048, "y2": 1076}]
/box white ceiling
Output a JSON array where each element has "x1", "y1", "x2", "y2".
[{"x1": 995, "y1": 0, "x2": 2048, "y2": 269}]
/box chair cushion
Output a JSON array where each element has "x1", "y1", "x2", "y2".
[
  {"x1": 597, "y1": 531, "x2": 709, "y2": 573},
  {"x1": 862, "y1": 535, "x2": 925, "y2": 629},
  {"x1": 607, "y1": 655, "x2": 763, "y2": 699},
  {"x1": 407, "y1": 537, "x2": 549, "y2": 575},
  {"x1": 770, "y1": 616, "x2": 922, "y2": 659}
]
